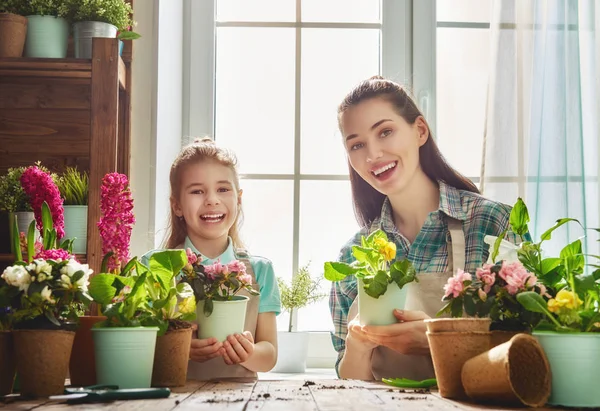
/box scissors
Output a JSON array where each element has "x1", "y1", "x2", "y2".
[{"x1": 48, "y1": 384, "x2": 171, "y2": 404}]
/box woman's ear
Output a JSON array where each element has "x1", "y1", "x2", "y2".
[
  {"x1": 415, "y1": 116, "x2": 430, "y2": 147},
  {"x1": 237, "y1": 188, "x2": 243, "y2": 206}
]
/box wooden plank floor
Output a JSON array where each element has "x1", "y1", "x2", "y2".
[{"x1": 0, "y1": 379, "x2": 565, "y2": 410}]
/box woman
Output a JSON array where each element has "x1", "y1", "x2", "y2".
[{"x1": 329, "y1": 76, "x2": 519, "y2": 380}]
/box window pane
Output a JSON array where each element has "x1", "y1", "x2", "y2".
[
  {"x1": 436, "y1": 0, "x2": 492, "y2": 23},
  {"x1": 297, "y1": 181, "x2": 359, "y2": 331},
  {"x1": 302, "y1": 0, "x2": 380, "y2": 23},
  {"x1": 238, "y1": 179, "x2": 294, "y2": 317},
  {"x1": 215, "y1": 28, "x2": 295, "y2": 174},
  {"x1": 217, "y1": 0, "x2": 295, "y2": 22},
  {"x1": 301, "y1": 28, "x2": 380, "y2": 175},
  {"x1": 436, "y1": 27, "x2": 490, "y2": 178}
]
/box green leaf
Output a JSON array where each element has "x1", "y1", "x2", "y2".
[
  {"x1": 121, "y1": 257, "x2": 138, "y2": 277},
  {"x1": 450, "y1": 298, "x2": 464, "y2": 318},
  {"x1": 323, "y1": 262, "x2": 359, "y2": 281},
  {"x1": 27, "y1": 220, "x2": 35, "y2": 263},
  {"x1": 100, "y1": 252, "x2": 114, "y2": 273},
  {"x1": 365, "y1": 230, "x2": 387, "y2": 247},
  {"x1": 71, "y1": 270, "x2": 85, "y2": 285},
  {"x1": 363, "y1": 270, "x2": 388, "y2": 298},
  {"x1": 153, "y1": 297, "x2": 170, "y2": 311},
  {"x1": 44, "y1": 311, "x2": 61, "y2": 327},
  {"x1": 390, "y1": 260, "x2": 417, "y2": 289},
  {"x1": 516, "y1": 291, "x2": 549, "y2": 314},
  {"x1": 540, "y1": 218, "x2": 581, "y2": 242},
  {"x1": 118, "y1": 31, "x2": 141, "y2": 40},
  {"x1": 11, "y1": 214, "x2": 22, "y2": 262},
  {"x1": 149, "y1": 250, "x2": 187, "y2": 288},
  {"x1": 88, "y1": 274, "x2": 117, "y2": 305},
  {"x1": 560, "y1": 240, "x2": 585, "y2": 274},
  {"x1": 463, "y1": 294, "x2": 477, "y2": 316},
  {"x1": 509, "y1": 198, "x2": 530, "y2": 236},
  {"x1": 41, "y1": 201, "x2": 53, "y2": 234},
  {"x1": 491, "y1": 230, "x2": 508, "y2": 263},
  {"x1": 541, "y1": 258, "x2": 561, "y2": 275},
  {"x1": 352, "y1": 246, "x2": 378, "y2": 267},
  {"x1": 203, "y1": 299, "x2": 214, "y2": 317}
]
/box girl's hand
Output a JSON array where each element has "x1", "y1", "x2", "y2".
[
  {"x1": 222, "y1": 331, "x2": 255, "y2": 365},
  {"x1": 189, "y1": 324, "x2": 225, "y2": 362},
  {"x1": 361, "y1": 310, "x2": 431, "y2": 356}
]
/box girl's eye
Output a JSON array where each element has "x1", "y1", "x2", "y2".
[
  {"x1": 350, "y1": 142, "x2": 364, "y2": 151},
  {"x1": 218, "y1": 188, "x2": 230, "y2": 193},
  {"x1": 191, "y1": 189, "x2": 203, "y2": 195},
  {"x1": 380, "y1": 129, "x2": 392, "y2": 138}
]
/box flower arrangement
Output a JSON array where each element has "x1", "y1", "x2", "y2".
[
  {"x1": 97, "y1": 172, "x2": 135, "y2": 273},
  {"x1": 0, "y1": 163, "x2": 55, "y2": 213},
  {"x1": 180, "y1": 249, "x2": 259, "y2": 316},
  {"x1": 56, "y1": 167, "x2": 88, "y2": 206},
  {"x1": 278, "y1": 263, "x2": 326, "y2": 332},
  {"x1": 323, "y1": 229, "x2": 417, "y2": 298}
]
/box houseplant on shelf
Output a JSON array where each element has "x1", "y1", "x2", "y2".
[
  {"x1": 138, "y1": 249, "x2": 196, "y2": 387},
  {"x1": 324, "y1": 229, "x2": 417, "y2": 326},
  {"x1": 180, "y1": 250, "x2": 259, "y2": 343},
  {"x1": 0, "y1": 0, "x2": 28, "y2": 57},
  {"x1": 57, "y1": 167, "x2": 89, "y2": 255},
  {"x1": 19, "y1": 0, "x2": 70, "y2": 58},
  {"x1": 273, "y1": 263, "x2": 326, "y2": 373},
  {"x1": 66, "y1": 0, "x2": 140, "y2": 58}
]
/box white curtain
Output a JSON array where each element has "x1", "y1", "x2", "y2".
[{"x1": 481, "y1": 0, "x2": 600, "y2": 257}]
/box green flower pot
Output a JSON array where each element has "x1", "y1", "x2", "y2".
[
  {"x1": 92, "y1": 327, "x2": 158, "y2": 389},
  {"x1": 63, "y1": 205, "x2": 87, "y2": 254},
  {"x1": 24, "y1": 16, "x2": 68, "y2": 58},
  {"x1": 357, "y1": 278, "x2": 407, "y2": 326},
  {"x1": 196, "y1": 296, "x2": 249, "y2": 342},
  {"x1": 534, "y1": 331, "x2": 600, "y2": 407}
]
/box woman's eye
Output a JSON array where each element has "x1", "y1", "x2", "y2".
[
  {"x1": 380, "y1": 129, "x2": 392, "y2": 138},
  {"x1": 218, "y1": 188, "x2": 230, "y2": 193},
  {"x1": 350, "y1": 142, "x2": 364, "y2": 151}
]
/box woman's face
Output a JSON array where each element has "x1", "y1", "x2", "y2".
[{"x1": 340, "y1": 98, "x2": 429, "y2": 196}]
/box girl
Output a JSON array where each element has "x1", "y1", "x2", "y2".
[
  {"x1": 329, "y1": 77, "x2": 520, "y2": 381},
  {"x1": 145, "y1": 137, "x2": 281, "y2": 379}
]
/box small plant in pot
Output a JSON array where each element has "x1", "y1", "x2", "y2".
[
  {"x1": 273, "y1": 263, "x2": 326, "y2": 373},
  {"x1": 324, "y1": 229, "x2": 417, "y2": 326},
  {"x1": 66, "y1": 0, "x2": 140, "y2": 58},
  {"x1": 138, "y1": 249, "x2": 196, "y2": 387},
  {"x1": 180, "y1": 249, "x2": 259, "y2": 343},
  {"x1": 0, "y1": 0, "x2": 28, "y2": 57},
  {"x1": 19, "y1": 0, "x2": 70, "y2": 58},
  {"x1": 57, "y1": 167, "x2": 89, "y2": 255}
]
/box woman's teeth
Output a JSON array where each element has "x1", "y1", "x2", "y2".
[{"x1": 372, "y1": 162, "x2": 397, "y2": 176}]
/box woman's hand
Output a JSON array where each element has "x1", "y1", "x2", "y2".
[
  {"x1": 361, "y1": 310, "x2": 431, "y2": 356},
  {"x1": 189, "y1": 323, "x2": 225, "y2": 363},
  {"x1": 346, "y1": 314, "x2": 379, "y2": 352},
  {"x1": 222, "y1": 331, "x2": 255, "y2": 365}
]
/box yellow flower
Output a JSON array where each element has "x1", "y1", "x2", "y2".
[
  {"x1": 547, "y1": 298, "x2": 560, "y2": 313},
  {"x1": 178, "y1": 296, "x2": 196, "y2": 314},
  {"x1": 555, "y1": 289, "x2": 582, "y2": 309}
]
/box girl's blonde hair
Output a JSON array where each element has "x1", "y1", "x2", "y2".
[{"x1": 163, "y1": 137, "x2": 244, "y2": 249}]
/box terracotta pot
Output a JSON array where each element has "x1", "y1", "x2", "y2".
[
  {"x1": 462, "y1": 333, "x2": 551, "y2": 407},
  {"x1": 0, "y1": 13, "x2": 27, "y2": 57},
  {"x1": 490, "y1": 329, "x2": 530, "y2": 348},
  {"x1": 427, "y1": 331, "x2": 491, "y2": 400},
  {"x1": 69, "y1": 316, "x2": 107, "y2": 387},
  {"x1": 0, "y1": 331, "x2": 16, "y2": 395},
  {"x1": 13, "y1": 329, "x2": 75, "y2": 397},
  {"x1": 424, "y1": 318, "x2": 491, "y2": 333},
  {"x1": 151, "y1": 327, "x2": 193, "y2": 387}
]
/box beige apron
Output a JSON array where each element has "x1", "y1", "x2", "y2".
[
  {"x1": 348, "y1": 217, "x2": 466, "y2": 380},
  {"x1": 185, "y1": 248, "x2": 261, "y2": 380}
]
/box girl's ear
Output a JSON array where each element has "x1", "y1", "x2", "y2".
[
  {"x1": 415, "y1": 116, "x2": 430, "y2": 147},
  {"x1": 171, "y1": 196, "x2": 183, "y2": 217}
]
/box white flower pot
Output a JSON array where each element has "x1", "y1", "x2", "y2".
[
  {"x1": 63, "y1": 205, "x2": 88, "y2": 253},
  {"x1": 8, "y1": 211, "x2": 38, "y2": 254},
  {"x1": 272, "y1": 331, "x2": 309, "y2": 373},
  {"x1": 357, "y1": 278, "x2": 407, "y2": 326},
  {"x1": 196, "y1": 296, "x2": 249, "y2": 342}
]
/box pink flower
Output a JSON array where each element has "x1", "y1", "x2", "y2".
[
  {"x1": 227, "y1": 260, "x2": 247, "y2": 274},
  {"x1": 34, "y1": 248, "x2": 73, "y2": 261},
  {"x1": 97, "y1": 173, "x2": 135, "y2": 272},
  {"x1": 443, "y1": 269, "x2": 473, "y2": 298},
  {"x1": 20, "y1": 166, "x2": 65, "y2": 239},
  {"x1": 498, "y1": 261, "x2": 531, "y2": 295},
  {"x1": 186, "y1": 248, "x2": 198, "y2": 265},
  {"x1": 476, "y1": 264, "x2": 496, "y2": 293},
  {"x1": 238, "y1": 273, "x2": 252, "y2": 285}
]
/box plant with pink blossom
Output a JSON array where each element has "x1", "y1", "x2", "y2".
[
  {"x1": 97, "y1": 172, "x2": 135, "y2": 273},
  {"x1": 181, "y1": 249, "x2": 259, "y2": 316}
]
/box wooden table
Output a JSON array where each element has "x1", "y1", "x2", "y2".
[{"x1": 0, "y1": 379, "x2": 563, "y2": 410}]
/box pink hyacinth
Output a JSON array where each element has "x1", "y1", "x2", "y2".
[
  {"x1": 97, "y1": 173, "x2": 135, "y2": 272},
  {"x1": 20, "y1": 166, "x2": 65, "y2": 239},
  {"x1": 443, "y1": 268, "x2": 473, "y2": 298},
  {"x1": 498, "y1": 261, "x2": 531, "y2": 295},
  {"x1": 186, "y1": 248, "x2": 198, "y2": 265},
  {"x1": 476, "y1": 264, "x2": 496, "y2": 294},
  {"x1": 34, "y1": 248, "x2": 73, "y2": 261}
]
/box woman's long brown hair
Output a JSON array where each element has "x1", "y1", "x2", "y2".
[
  {"x1": 338, "y1": 76, "x2": 479, "y2": 227},
  {"x1": 163, "y1": 137, "x2": 244, "y2": 249}
]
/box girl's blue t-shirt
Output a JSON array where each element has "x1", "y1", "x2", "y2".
[{"x1": 141, "y1": 237, "x2": 281, "y2": 315}]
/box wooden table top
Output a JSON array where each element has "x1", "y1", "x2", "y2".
[{"x1": 0, "y1": 379, "x2": 562, "y2": 410}]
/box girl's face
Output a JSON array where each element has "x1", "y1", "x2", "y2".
[
  {"x1": 172, "y1": 160, "x2": 242, "y2": 246},
  {"x1": 340, "y1": 98, "x2": 429, "y2": 196}
]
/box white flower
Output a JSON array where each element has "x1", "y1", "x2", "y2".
[
  {"x1": 59, "y1": 260, "x2": 92, "y2": 291},
  {"x1": 40, "y1": 286, "x2": 55, "y2": 303},
  {"x1": 484, "y1": 235, "x2": 520, "y2": 264},
  {"x1": 37, "y1": 272, "x2": 48, "y2": 282},
  {"x1": 32, "y1": 259, "x2": 52, "y2": 276},
  {"x1": 1, "y1": 265, "x2": 32, "y2": 292}
]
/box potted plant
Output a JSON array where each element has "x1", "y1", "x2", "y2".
[
  {"x1": 20, "y1": 0, "x2": 70, "y2": 58},
  {"x1": 180, "y1": 250, "x2": 259, "y2": 342},
  {"x1": 57, "y1": 167, "x2": 88, "y2": 254},
  {"x1": 506, "y1": 199, "x2": 600, "y2": 407},
  {"x1": 0, "y1": 0, "x2": 28, "y2": 57},
  {"x1": 0, "y1": 277, "x2": 16, "y2": 396},
  {"x1": 139, "y1": 249, "x2": 196, "y2": 387},
  {"x1": 66, "y1": 0, "x2": 140, "y2": 59},
  {"x1": 324, "y1": 229, "x2": 417, "y2": 326},
  {"x1": 272, "y1": 263, "x2": 326, "y2": 373}
]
